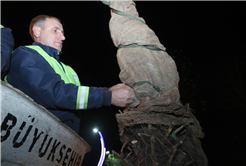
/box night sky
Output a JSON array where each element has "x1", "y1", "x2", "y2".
[{"x1": 2, "y1": 1, "x2": 246, "y2": 166}]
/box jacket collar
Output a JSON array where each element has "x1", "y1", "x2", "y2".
[{"x1": 32, "y1": 42, "x2": 62, "y2": 60}]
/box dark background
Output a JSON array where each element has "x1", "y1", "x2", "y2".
[{"x1": 2, "y1": 1, "x2": 246, "y2": 166}]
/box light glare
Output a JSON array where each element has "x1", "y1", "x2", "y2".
[{"x1": 93, "y1": 128, "x2": 98, "y2": 133}]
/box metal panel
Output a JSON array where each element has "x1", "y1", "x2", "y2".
[{"x1": 1, "y1": 81, "x2": 91, "y2": 166}]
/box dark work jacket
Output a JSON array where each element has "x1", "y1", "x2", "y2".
[{"x1": 6, "y1": 42, "x2": 112, "y2": 133}]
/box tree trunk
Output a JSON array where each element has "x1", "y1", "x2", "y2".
[{"x1": 103, "y1": 0, "x2": 208, "y2": 165}]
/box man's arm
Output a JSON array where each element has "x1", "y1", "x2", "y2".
[
  {"x1": 1, "y1": 25, "x2": 15, "y2": 80},
  {"x1": 6, "y1": 46, "x2": 135, "y2": 110}
]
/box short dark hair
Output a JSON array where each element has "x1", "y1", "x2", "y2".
[{"x1": 29, "y1": 15, "x2": 61, "y2": 40}]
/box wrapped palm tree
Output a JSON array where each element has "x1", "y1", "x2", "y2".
[{"x1": 102, "y1": 1, "x2": 208, "y2": 165}]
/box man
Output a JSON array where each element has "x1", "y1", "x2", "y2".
[
  {"x1": 1, "y1": 25, "x2": 15, "y2": 80},
  {"x1": 5, "y1": 15, "x2": 135, "y2": 133}
]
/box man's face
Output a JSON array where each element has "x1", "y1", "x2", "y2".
[{"x1": 39, "y1": 18, "x2": 65, "y2": 52}]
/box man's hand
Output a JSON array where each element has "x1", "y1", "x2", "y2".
[{"x1": 110, "y1": 83, "x2": 135, "y2": 107}]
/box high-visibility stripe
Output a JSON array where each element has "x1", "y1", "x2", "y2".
[
  {"x1": 84, "y1": 87, "x2": 89, "y2": 109},
  {"x1": 77, "y1": 86, "x2": 89, "y2": 109}
]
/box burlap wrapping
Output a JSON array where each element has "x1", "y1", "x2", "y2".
[{"x1": 108, "y1": 0, "x2": 180, "y2": 110}]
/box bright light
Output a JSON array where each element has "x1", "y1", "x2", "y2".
[
  {"x1": 106, "y1": 151, "x2": 110, "y2": 154},
  {"x1": 93, "y1": 128, "x2": 98, "y2": 133}
]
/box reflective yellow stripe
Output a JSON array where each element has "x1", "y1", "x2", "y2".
[{"x1": 77, "y1": 86, "x2": 89, "y2": 109}]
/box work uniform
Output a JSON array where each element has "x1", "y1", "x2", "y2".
[
  {"x1": 1, "y1": 25, "x2": 15, "y2": 80},
  {"x1": 5, "y1": 42, "x2": 112, "y2": 133}
]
